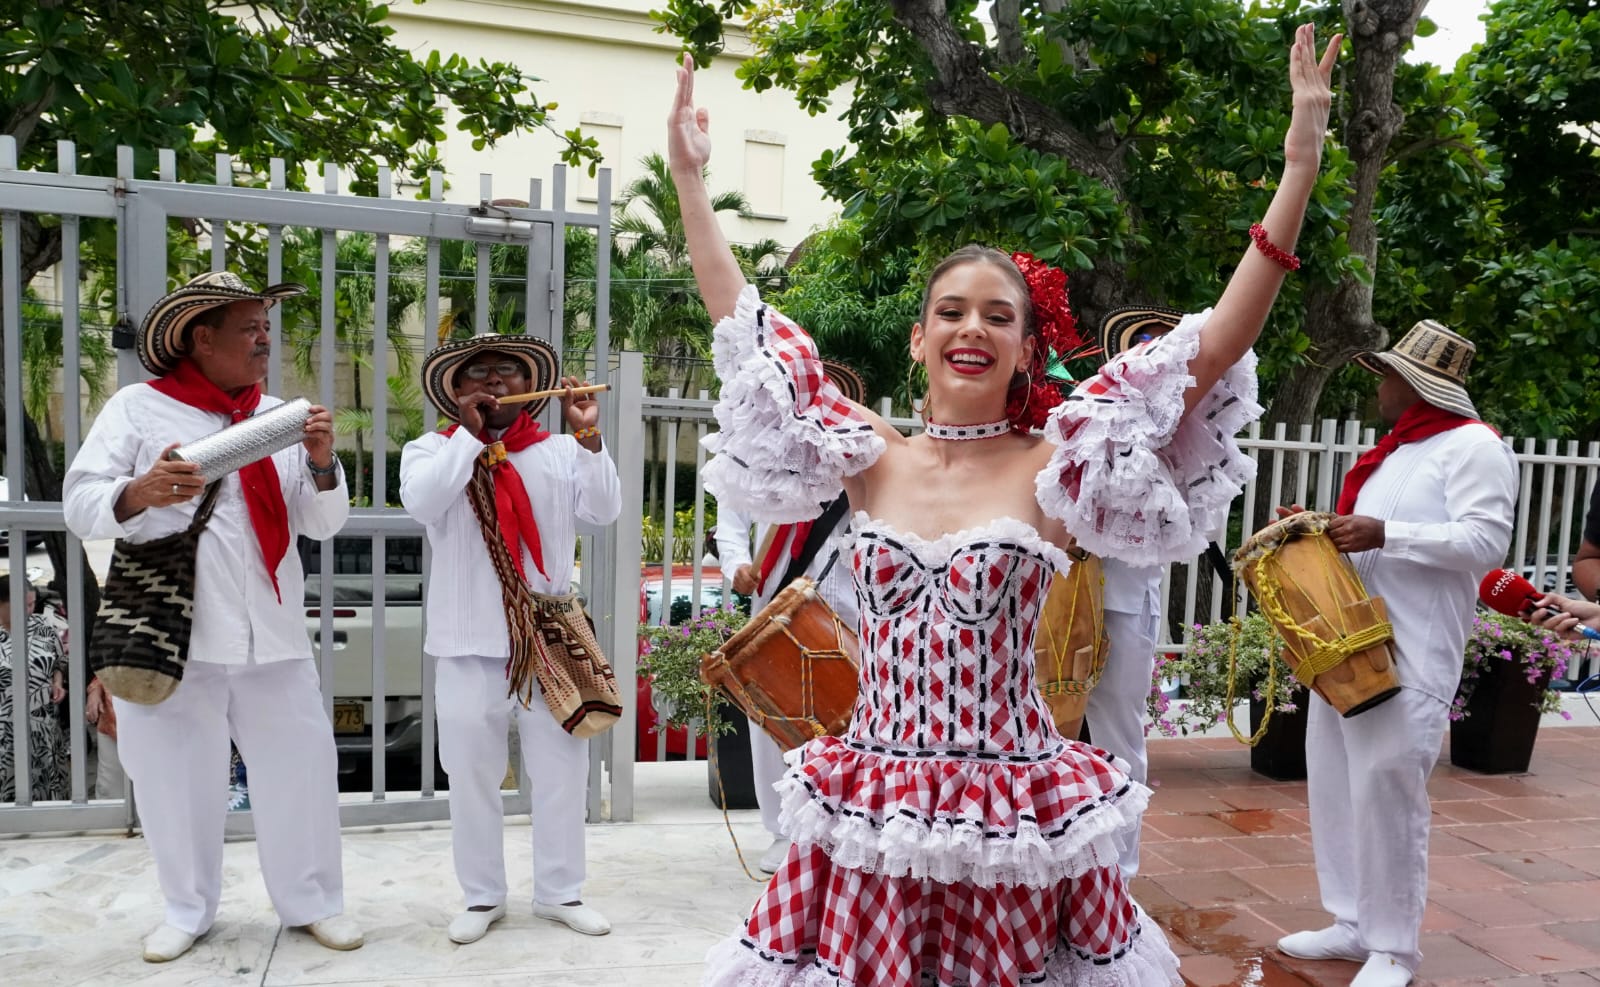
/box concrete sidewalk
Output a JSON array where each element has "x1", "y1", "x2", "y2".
[{"x1": 2, "y1": 726, "x2": 1598, "y2": 987}]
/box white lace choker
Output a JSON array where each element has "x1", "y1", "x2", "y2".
[{"x1": 924, "y1": 418, "x2": 1012, "y2": 441}]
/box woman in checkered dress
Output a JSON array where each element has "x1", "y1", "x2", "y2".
[{"x1": 672, "y1": 24, "x2": 1339, "y2": 987}]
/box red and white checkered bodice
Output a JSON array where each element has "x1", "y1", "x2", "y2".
[{"x1": 849, "y1": 516, "x2": 1064, "y2": 757}]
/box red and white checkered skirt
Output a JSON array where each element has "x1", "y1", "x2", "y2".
[{"x1": 702, "y1": 843, "x2": 1180, "y2": 986}]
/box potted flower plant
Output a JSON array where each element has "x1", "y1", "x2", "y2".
[
  {"x1": 1448, "y1": 610, "x2": 1574, "y2": 774},
  {"x1": 637, "y1": 605, "x2": 754, "y2": 807},
  {"x1": 1147, "y1": 611, "x2": 1309, "y2": 779}
]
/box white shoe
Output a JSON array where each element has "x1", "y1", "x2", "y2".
[
  {"x1": 533, "y1": 901, "x2": 611, "y2": 936},
  {"x1": 1352, "y1": 952, "x2": 1413, "y2": 987},
  {"x1": 142, "y1": 924, "x2": 199, "y2": 963},
  {"x1": 758, "y1": 837, "x2": 792, "y2": 875},
  {"x1": 448, "y1": 904, "x2": 506, "y2": 944},
  {"x1": 1277, "y1": 925, "x2": 1366, "y2": 962},
  {"x1": 303, "y1": 913, "x2": 364, "y2": 951}
]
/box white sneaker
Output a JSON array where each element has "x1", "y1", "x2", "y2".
[
  {"x1": 447, "y1": 904, "x2": 506, "y2": 944},
  {"x1": 303, "y1": 913, "x2": 364, "y2": 951},
  {"x1": 1352, "y1": 952, "x2": 1413, "y2": 987},
  {"x1": 533, "y1": 901, "x2": 611, "y2": 936},
  {"x1": 1277, "y1": 925, "x2": 1366, "y2": 962},
  {"x1": 142, "y1": 924, "x2": 199, "y2": 963},
  {"x1": 758, "y1": 837, "x2": 792, "y2": 875}
]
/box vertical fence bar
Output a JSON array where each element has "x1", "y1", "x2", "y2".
[
  {"x1": 475, "y1": 174, "x2": 492, "y2": 335},
  {"x1": 58, "y1": 140, "x2": 90, "y2": 803},
  {"x1": 659, "y1": 391, "x2": 680, "y2": 618},
  {"x1": 1557, "y1": 440, "x2": 1579, "y2": 580},
  {"x1": 1314, "y1": 419, "x2": 1337, "y2": 510},
  {"x1": 690, "y1": 391, "x2": 709, "y2": 620},
  {"x1": 318, "y1": 163, "x2": 338, "y2": 717},
  {"x1": 2, "y1": 176, "x2": 30, "y2": 803},
  {"x1": 420, "y1": 170, "x2": 443, "y2": 796},
  {"x1": 1534, "y1": 439, "x2": 1558, "y2": 587},
  {"x1": 211, "y1": 153, "x2": 231, "y2": 270},
  {"x1": 267, "y1": 158, "x2": 286, "y2": 395},
  {"x1": 370, "y1": 166, "x2": 392, "y2": 800}
]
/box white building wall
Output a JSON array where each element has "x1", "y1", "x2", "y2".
[{"x1": 384, "y1": 0, "x2": 853, "y2": 251}]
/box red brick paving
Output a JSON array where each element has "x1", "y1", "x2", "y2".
[{"x1": 1143, "y1": 726, "x2": 1600, "y2": 987}]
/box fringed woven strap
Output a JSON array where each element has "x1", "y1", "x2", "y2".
[{"x1": 464, "y1": 460, "x2": 544, "y2": 706}]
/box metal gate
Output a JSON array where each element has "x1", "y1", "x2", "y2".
[{"x1": 0, "y1": 137, "x2": 644, "y2": 834}]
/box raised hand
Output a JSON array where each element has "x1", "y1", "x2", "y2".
[
  {"x1": 1283, "y1": 24, "x2": 1341, "y2": 173},
  {"x1": 667, "y1": 61, "x2": 713, "y2": 178}
]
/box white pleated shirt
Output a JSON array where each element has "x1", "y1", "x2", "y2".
[
  {"x1": 63, "y1": 385, "x2": 350, "y2": 665},
  {"x1": 400, "y1": 427, "x2": 621, "y2": 660}
]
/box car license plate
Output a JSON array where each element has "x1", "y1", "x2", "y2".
[{"x1": 333, "y1": 702, "x2": 364, "y2": 734}]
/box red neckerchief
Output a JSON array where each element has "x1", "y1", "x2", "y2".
[
  {"x1": 756, "y1": 522, "x2": 813, "y2": 596},
  {"x1": 446, "y1": 411, "x2": 551, "y2": 580},
  {"x1": 1336, "y1": 401, "x2": 1494, "y2": 515},
  {"x1": 148, "y1": 358, "x2": 290, "y2": 602}
]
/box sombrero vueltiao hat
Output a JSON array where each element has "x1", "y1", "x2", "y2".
[
  {"x1": 1353, "y1": 319, "x2": 1479, "y2": 420},
  {"x1": 421, "y1": 331, "x2": 561, "y2": 422},
  {"x1": 821, "y1": 359, "x2": 868, "y2": 405},
  {"x1": 1098, "y1": 305, "x2": 1185, "y2": 361},
  {"x1": 139, "y1": 271, "x2": 306, "y2": 376}
]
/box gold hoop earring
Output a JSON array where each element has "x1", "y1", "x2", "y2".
[{"x1": 907, "y1": 360, "x2": 931, "y2": 424}]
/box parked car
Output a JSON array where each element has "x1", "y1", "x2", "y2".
[
  {"x1": 1520, "y1": 556, "x2": 1578, "y2": 598},
  {"x1": 300, "y1": 535, "x2": 431, "y2": 790},
  {"x1": 635, "y1": 563, "x2": 749, "y2": 762}
]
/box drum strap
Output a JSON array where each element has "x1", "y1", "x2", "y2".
[{"x1": 777, "y1": 492, "x2": 851, "y2": 591}]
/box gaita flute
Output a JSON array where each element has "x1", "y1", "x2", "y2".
[{"x1": 497, "y1": 383, "x2": 610, "y2": 404}]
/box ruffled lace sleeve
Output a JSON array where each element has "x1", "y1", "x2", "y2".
[
  {"x1": 1035, "y1": 308, "x2": 1262, "y2": 567},
  {"x1": 701, "y1": 285, "x2": 885, "y2": 522}
]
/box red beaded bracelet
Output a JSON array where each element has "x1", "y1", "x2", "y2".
[{"x1": 1248, "y1": 223, "x2": 1301, "y2": 272}]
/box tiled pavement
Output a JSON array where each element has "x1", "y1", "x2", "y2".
[
  {"x1": 2, "y1": 725, "x2": 1596, "y2": 985},
  {"x1": 1141, "y1": 726, "x2": 1600, "y2": 987}
]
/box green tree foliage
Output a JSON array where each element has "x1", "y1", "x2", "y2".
[{"x1": 654, "y1": 0, "x2": 1502, "y2": 436}]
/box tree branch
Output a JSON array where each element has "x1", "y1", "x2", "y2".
[
  {"x1": 992, "y1": 0, "x2": 1024, "y2": 67},
  {"x1": 887, "y1": 0, "x2": 1124, "y2": 193}
]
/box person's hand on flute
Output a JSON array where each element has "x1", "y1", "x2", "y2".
[{"x1": 560, "y1": 375, "x2": 604, "y2": 452}]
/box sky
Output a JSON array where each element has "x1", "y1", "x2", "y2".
[{"x1": 1407, "y1": 0, "x2": 1493, "y2": 68}]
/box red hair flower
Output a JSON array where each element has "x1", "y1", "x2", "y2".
[{"x1": 1007, "y1": 252, "x2": 1082, "y2": 432}]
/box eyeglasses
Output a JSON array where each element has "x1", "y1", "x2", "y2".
[{"x1": 461, "y1": 360, "x2": 524, "y2": 381}]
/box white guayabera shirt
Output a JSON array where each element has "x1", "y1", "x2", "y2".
[
  {"x1": 1344, "y1": 422, "x2": 1518, "y2": 705},
  {"x1": 64, "y1": 386, "x2": 350, "y2": 665}
]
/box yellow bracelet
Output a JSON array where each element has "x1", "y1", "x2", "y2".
[{"x1": 573, "y1": 426, "x2": 601, "y2": 441}]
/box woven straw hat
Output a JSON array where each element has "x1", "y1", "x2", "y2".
[
  {"x1": 1354, "y1": 320, "x2": 1479, "y2": 419},
  {"x1": 1098, "y1": 306, "x2": 1185, "y2": 360},
  {"x1": 821, "y1": 360, "x2": 868, "y2": 405},
  {"x1": 139, "y1": 271, "x2": 305, "y2": 376},
  {"x1": 421, "y1": 332, "x2": 560, "y2": 422}
]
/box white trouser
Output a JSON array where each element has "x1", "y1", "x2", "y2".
[
  {"x1": 1306, "y1": 686, "x2": 1446, "y2": 973},
  {"x1": 113, "y1": 658, "x2": 344, "y2": 935},
  {"x1": 748, "y1": 718, "x2": 789, "y2": 840},
  {"x1": 1085, "y1": 606, "x2": 1159, "y2": 877},
  {"x1": 94, "y1": 731, "x2": 126, "y2": 800},
  {"x1": 435, "y1": 654, "x2": 590, "y2": 908}
]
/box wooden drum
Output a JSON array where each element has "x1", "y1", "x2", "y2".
[
  {"x1": 699, "y1": 577, "x2": 860, "y2": 750},
  {"x1": 1034, "y1": 544, "x2": 1107, "y2": 741},
  {"x1": 1233, "y1": 512, "x2": 1401, "y2": 717}
]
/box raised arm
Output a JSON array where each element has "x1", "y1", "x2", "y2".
[
  {"x1": 1185, "y1": 24, "x2": 1340, "y2": 412},
  {"x1": 668, "y1": 62, "x2": 747, "y2": 323}
]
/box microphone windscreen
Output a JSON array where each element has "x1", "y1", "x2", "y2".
[{"x1": 1480, "y1": 568, "x2": 1539, "y2": 616}]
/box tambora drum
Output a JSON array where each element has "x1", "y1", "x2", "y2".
[
  {"x1": 1233, "y1": 511, "x2": 1401, "y2": 717},
  {"x1": 1033, "y1": 543, "x2": 1107, "y2": 741},
  {"x1": 699, "y1": 577, "x2": 860, "y2": 750}
]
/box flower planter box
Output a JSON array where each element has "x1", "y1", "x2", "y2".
[
  {"x1": 707, "y1": 699, "x2": 759, "y2": 809},
  {"x1": 1248, "y1": 695, "x2": 1308, "y2": 781},
  {"x1": 1449, "y1": 658, "x2": 1551, "y2": 775}
]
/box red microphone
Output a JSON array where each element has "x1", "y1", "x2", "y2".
[{"x1": 1479, "y1": 568, "x2": 1600, "y2": 641}]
